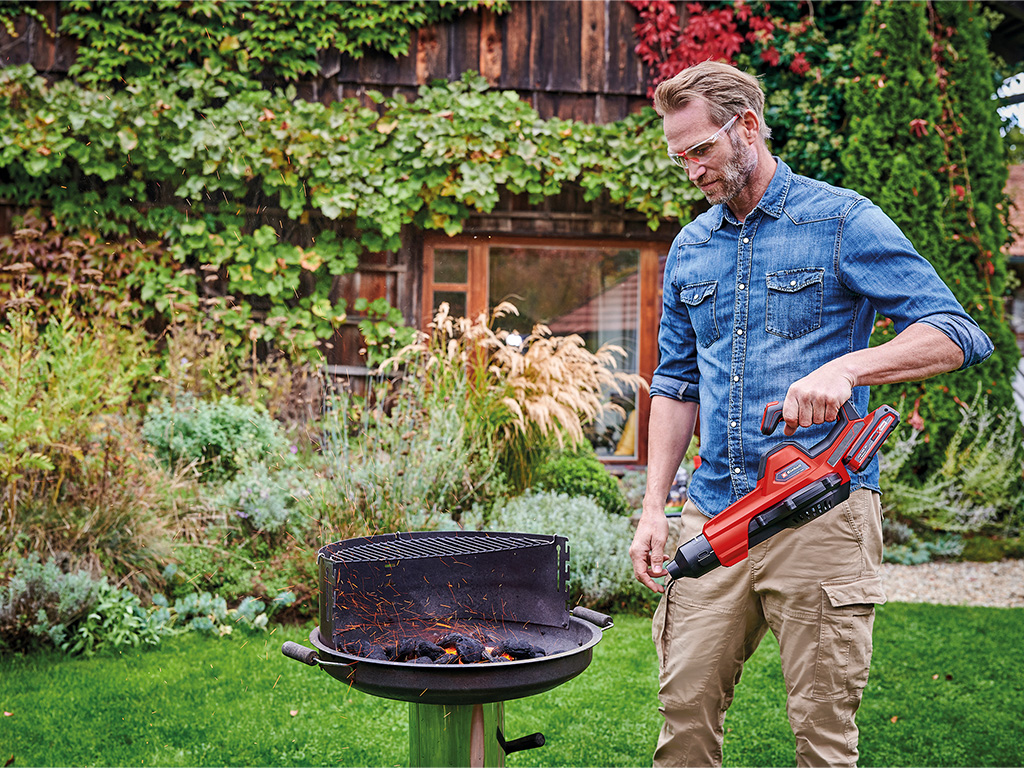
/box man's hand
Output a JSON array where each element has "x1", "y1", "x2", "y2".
[
  {"x1": 629, "y1": 510, "x2": 670, "y2": 593},
  {"x1": 782, "y1": 364, "x2": 855, "y2": 436},
  {"x1": 781, "y1": 322, "x2": 966, "y2": 436}
]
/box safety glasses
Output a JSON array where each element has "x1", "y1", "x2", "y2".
[{"x1": 667, "y1": 114, "x2": 740, "y2": 170}]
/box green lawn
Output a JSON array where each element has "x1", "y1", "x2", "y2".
[{"x1": 1, "y1": 603, "x2": 1021, "y2": 767}]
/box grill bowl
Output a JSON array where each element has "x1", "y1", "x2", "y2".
[{"x1": 307, "y1": 614, "x2": 603, "y2": 705}]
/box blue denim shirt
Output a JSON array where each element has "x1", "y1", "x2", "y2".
[{"x1": 650, "y1": 160, "x2": 994, "y2": 518}]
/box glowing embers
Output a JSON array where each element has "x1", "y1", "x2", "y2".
[{"x1": 342, "y1": 629, "x2": 546, "y2": 665}]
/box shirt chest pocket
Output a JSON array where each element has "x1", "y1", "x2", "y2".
[
  {"x1": 679, "y1": 281, "x2": 720, "y2": 348},
  {"x1": 765, "y1": 268, "x2": 824, "y2": 339}
]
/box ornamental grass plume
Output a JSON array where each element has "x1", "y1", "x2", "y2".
[{"x1": 382, "y1": 302, "x2": 647, "y2": 490}]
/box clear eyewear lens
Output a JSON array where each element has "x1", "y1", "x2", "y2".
[{"x1": 668, "y1": 114, "x2": 740, "y2": 170}]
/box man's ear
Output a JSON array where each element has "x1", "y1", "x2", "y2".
[{"x1": 738, "y1": 109, "x2": 760, "y2": 143}]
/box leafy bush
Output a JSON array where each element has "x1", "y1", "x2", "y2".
[
  {"x1": 61, "y1": 580, "x2": 176, "y2": 656},
  {"x1": 532, "y1": 448, "x2": 631, "y2": 517},
  {"x1": 316, "y1": 379, "x2": 505, "y2": 535},
  {"x1": 458, "y1": 491, "x2": 645, "y2": 610},
  {"x1": 213, "y1": 463, "x2": 317, "y2": 538},
  {"x1": 142, "y1": 395, "x2": 289, "y2": 482},
  {"x1": 879, "y1": 393, "x2": 1024, "y2": 535},
  {"x1": 0, "y1": 555, "x2": 104, "y2": 653},
  {"x1": 0, "y1": 553, "x2": 296, "y2": 656}
]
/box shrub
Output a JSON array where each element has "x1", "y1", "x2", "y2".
[
  {"x1": 380, "y1": 302, "x2": 647, "y2": 493},
  {"x1": 61, "y1": 580, "x2": 176, "y2": 656},
  {"x1": 142, "y1": 395, "x2": 289, "y2": 482},
  {"x1": 0, "y1": 300, "x2": 172, "y2": 589},
  {"x1": 0, "y1": 555, "x2": 104, "y2": 653},
  {"x1": 213, "y1": 463, "x2": 317, "y2": 539},
  {"x1": 879, "y1": 392, "x2": 1024, "y2": 535},
  {"x1": 316, "y1": 380, "x2": 505, "y2": 535},
  {"x1": 458, "y1": 491, "x2": 645, "y2": 610},
  {"x1": 532, "y1": 448, "x2": 631, "y2": 517}
]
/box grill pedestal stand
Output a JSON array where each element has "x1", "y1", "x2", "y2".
[{"x1": 410, "y1": 702, "x2": 504, "y2": 767}]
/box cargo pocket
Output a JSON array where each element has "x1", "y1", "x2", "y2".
[
  {"x1": 812, "y1": 574, "x2": 887, "y2": 701},
  {"x1": 765, "y1": 268, "x2": 824, "y2": 339},
  {"x1": 679, "y1": 281, "x2": 720, "y2": 347}
]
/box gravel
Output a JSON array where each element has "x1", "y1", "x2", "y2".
[{"x1": 880, "y1": 559, "x2": 1024, "y2": 608}]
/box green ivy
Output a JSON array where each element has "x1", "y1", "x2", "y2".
[
  {"x1": 58, "y1": 0, "x2": 508, "y2": 86},
  {"x1": 0, "y1": 64, "x2": 701, "y2": 358}
]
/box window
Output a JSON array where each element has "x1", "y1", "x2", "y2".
[{"x1": 424, "y1": 236, "x2": 662, "y2": 463}]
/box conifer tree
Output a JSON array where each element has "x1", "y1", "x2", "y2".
[{"x1": 841, "y1": 0, "x2": 1020, "y2": 477}]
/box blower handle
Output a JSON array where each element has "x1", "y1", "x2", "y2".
[{"x1": 760, "y1": 400, "x2": 861, "y2": 457}]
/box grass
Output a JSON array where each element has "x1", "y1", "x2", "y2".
[{"x1": 0, "y1": 604, "x2": 1022, "y2": 767}]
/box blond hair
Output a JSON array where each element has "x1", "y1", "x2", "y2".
[{"x1": 653, "y1": 61, "x2": 771, "y2": 141}]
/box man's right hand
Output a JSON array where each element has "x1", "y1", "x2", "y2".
[{"x1": 629, "y1": 510, "x2": 670, "y2": 593}]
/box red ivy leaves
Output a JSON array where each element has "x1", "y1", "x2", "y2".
[{"x1": 629, "y1": 0, "x2": 812, "y2": 97}]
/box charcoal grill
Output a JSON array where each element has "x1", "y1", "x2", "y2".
[{"x1": 282, "y1": 530, "x2": 612, "y2": 767}]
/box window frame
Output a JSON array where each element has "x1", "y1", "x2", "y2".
[{"x1": 422, "y1": 234, "x2": 663, "y2": 465}]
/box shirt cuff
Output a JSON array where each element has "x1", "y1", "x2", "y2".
[
  {"x1": 918, "y1": 313, "x2": 994, "y2": 370},
  {"x1": 649, "y1": 375, "x2": 700, "y2": 403}
]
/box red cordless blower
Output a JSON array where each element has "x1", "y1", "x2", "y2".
[{"x1": 664, "y1": 400, "x2": 899, "y2": 580}]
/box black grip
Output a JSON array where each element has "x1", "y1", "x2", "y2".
[
  {"x1": 497, "y1": 729, "x2": 546, "y2": 755},
  {"x1": 571, "y1": 606, "x2": 613, "y2": 628},
  {"x1": 281, "y1": 641, "x2": 319, "y2": 666},
  {"x1": 761, "y1": 401, "x2": 784, "y2": 435}
]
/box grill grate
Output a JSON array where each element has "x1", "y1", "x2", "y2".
[{"x1": 328, "y1": 533, "x2": 553, "y2": 563}]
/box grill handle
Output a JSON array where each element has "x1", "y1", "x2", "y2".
[
  {"x1": 497, "y1": 728, "x2": 546, "y2": 755},
  {"x1": 571, "y1": 606, "x2": 614, "y2": 629},
  {"x1": 281, "y1": 641, "x2": 319, "y2": 666}
]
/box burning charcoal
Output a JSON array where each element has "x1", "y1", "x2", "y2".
[
  {"x1": 496, "y1": 640, "x2": 546, "y2": 660},
  {"x1": 342, "y1": 640, "x2": 388, "y2": 661},
  {"x1": 435, "y1": 632, "x2": 466, "y2": 647},
  {"x1": 385, "y1": 638, "x2": 419, "y2": 661},
  {"x1": 455, "y1": 636, "x2": 485, "y2": 664},
  {"x1": 415, "y1": 639, "x2": 447, "y2": 661}
]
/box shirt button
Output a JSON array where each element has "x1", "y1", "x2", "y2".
[
  {"x1": 738, "y1": 283, "x2": 746, "y2": 290},
  {"x1": 790, "y1": 280, "x2": 797, "y2": 286},
  {"x1": 733, "y1": 375, "x2": 740, "y2": 382},
  {"x1": 743, "y1": 237, "x2": 750, "y2": 244},
  {"x1": 731, "y1": 421, "x2": 737, "y2": 428},
  {"x1": 736, "y1": 329, "x2": 743, "y2": 335},
  {"x1": 733, "y1": 467, "x2": 741, "y2": 474}
]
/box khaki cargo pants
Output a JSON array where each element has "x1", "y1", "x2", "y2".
[{"x1": 652, "y1": 489, "x2": 886, "y2": 768}]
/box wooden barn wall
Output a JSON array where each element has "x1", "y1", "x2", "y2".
[
  {"x1": 314, "y1": 0, "x2": 654, "y2": 124},
  {"x1": 0, "y1": 1, "x2": 679, "y2": 373}
]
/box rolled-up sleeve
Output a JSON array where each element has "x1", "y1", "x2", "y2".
[
  {"x1": 838, "y1": 201, "x2": 994, "y2": 371},
  {"x1": 650, "y1": 242, "x2": 701, "y2": 403}
]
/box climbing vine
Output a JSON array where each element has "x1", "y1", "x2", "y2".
[
  {"x1": 50, "y1": 1, "x2": 508, "y2": 86},
  {"x1": 0, "y1": 64, "x2": 699, "y2": 357},
  {"x1": 627, "y1": 0, "x2": 863, "y2": 185}
]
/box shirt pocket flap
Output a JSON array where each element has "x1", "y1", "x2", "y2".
[
  {"x1": 822, "y1": 574, "x2": 887, "y2": 609},
  {"x1": 679, "y1": 281, "x2": 717, "y2": 306},
  {"x1": 766, "y1": 268, "x2": 824, "y2": 293}
]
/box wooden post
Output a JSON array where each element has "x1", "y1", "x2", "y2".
[{"x1": 408, "y1": 701, "x2": 505, "y2": 768}]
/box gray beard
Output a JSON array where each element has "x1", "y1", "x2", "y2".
[{"x1": 700, "y1": 136, "x2": 758, "y2": 206}]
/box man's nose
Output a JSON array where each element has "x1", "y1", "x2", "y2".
[{"x1": 687, "y1": 162, "x2": 706, "y2": 182}]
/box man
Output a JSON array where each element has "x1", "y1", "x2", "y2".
[{"x1": 628, "y1": 61, "x2": 993, "y2": 767}]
